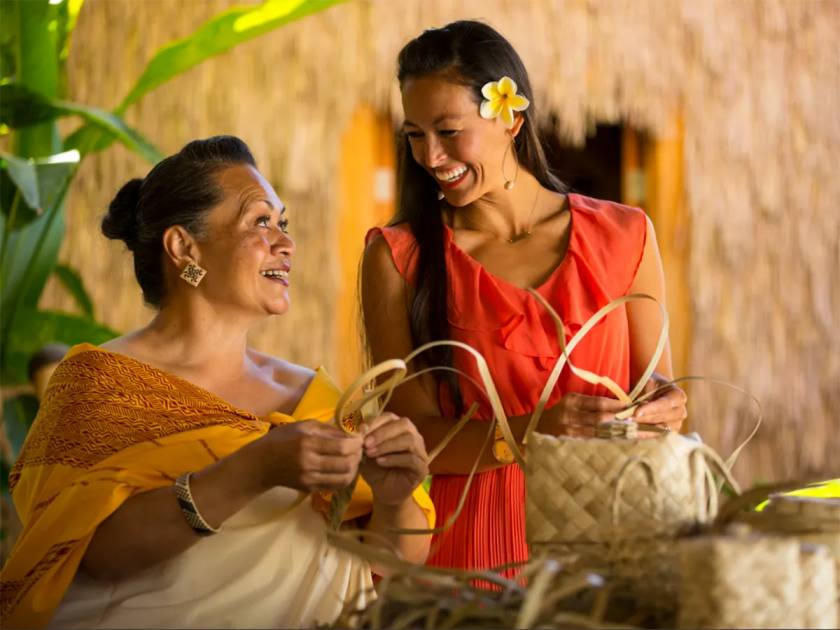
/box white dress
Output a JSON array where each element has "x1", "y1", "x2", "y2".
[{"x1": 49, "y1": 487, "x2": 374, "y2": 628}]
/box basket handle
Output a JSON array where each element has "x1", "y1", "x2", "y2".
[
  {"x1": 610, "y1": 456, "x2": 660, "y2": 530},
  {"x1": 335, "y1": 340, "x2": 516, "y2": 464},
  {"x1": 522, "y1": 291, "x2": 669, "y2": 446},
  {"x1": 695, "y1": 442, "x2": 743, "y2": 496},
  {"x1": 335, "y1": 358, "x2": 407, "y2": 427},
  {"x1": 521, "y1": 290, "x2": 759, "y2": 478},
  {"x1": 630, "y1": 375, "x2": 762, "y2": 471},
  {"x1": 329, "y1": 340, "x2": 515, "y2": 531}
]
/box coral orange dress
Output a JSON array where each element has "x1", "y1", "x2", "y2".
[{"x1": 367, "y1": 193, "x2": 648, "y2": 574}]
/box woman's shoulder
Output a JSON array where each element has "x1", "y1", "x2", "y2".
[
  {"x1": 364, "y1": 222, "x2": 420, "y2": 284},
  {"x1": 567, "y1": 192, "x2": 648, "y2": 254},
  {"x1": 247, "y1": 348, "x2": 317, "y2": 390},
  {"x1": 365, "y1": 222, "x2": 415, "y2": 248},
  {"x1": 96, "y1": 335, "x2": 144, "y2": 359},
  {"x1": 250, "y1": 350, "x2": 342, "y2": 421},
  {"x1": 565, "y1": 193, "x2": 649, "y2": 298},
  {"x1": 568, "y1": 192, "x2": 647, "y2": 225},
  {"x1": 95, "y1": 332, "x2": 169, "y2": 367}
]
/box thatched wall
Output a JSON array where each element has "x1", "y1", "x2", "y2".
[{"x1": 44, "y1": 0, "x2": 840, "y2": 483}]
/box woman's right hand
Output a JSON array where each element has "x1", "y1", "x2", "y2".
[
  {"x1": 254, "y1": 420, "x2": 363, "y2": 492},
  {"x1": 537, "y1": 393, "x2": 627, "y2": 438}
]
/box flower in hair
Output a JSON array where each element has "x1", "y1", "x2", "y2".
[{"x1": 480, "y1": 76, "x2": 530, "y2": 128}]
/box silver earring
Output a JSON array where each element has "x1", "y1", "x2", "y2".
[
  {"x1": 437, "y1": 190, "x2": 445, "y2": 200},
  {"x1": 501, "y1": 138, "x2": 519, "y2": 190},
  {"x1": 180, "y1": 262, "x2": 206, "y2": 287}
]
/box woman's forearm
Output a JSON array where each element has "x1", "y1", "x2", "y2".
[
  {"x1": 81, "y1": 439, "x2": 268, "y2": 581},
  {"x1": 412, "y1": 412, "x2": 532, "y2": 475},
  {"x1": 82, "y1": 420, "x2": 367, "y2": 581},
  {"x1": 366, "y1": 496, "x2": 431, "y2": 573}
]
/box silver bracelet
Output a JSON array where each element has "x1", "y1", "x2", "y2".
[{"x1": 174, "y1": 472, "x2": 220, "y2": 535}]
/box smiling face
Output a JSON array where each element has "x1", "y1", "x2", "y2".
[
  {"x1": 401, "y1": 74, "x2": 518, "y2": 206},
  {"x1": 189, "y1": 164, "x2": 295, "y2": 319}
]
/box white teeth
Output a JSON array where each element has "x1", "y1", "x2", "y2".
[
  {"x1": 436, "y1": 166, "x2": 467, "y2": 182},
  {"x1": 260, "y1": 269, "x2": 289, "y2": 279}
]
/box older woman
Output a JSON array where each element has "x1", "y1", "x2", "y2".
[
  {"x1": 1, "y1": 136, "x2": 433, "y2": 628},
  {"x1": 362, "y1": 21, "x2": 686, "y2": 576}
]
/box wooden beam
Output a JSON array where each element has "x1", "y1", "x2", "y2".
[
  {"x1": 639, "y1": 116, "x2": 692, "y2": 383},
  {"x1": 335, "y1": 106, "x2": 396, "y2": 388}
]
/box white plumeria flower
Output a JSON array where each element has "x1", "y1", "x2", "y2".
[{"x1": 479, "y1": 76, "x2": 530, "y2": 129}]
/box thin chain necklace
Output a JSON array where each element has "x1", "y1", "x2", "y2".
[
  {"x1": 507, "y1": 186, "x2": 541, "y2": 243},
  {"x1": 454, "y1": 186, "x2": 542, "y2": 243}
]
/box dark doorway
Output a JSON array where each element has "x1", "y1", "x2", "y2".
[{"x1": 541, "y1": 119, "x2": 623, "y2": 203}]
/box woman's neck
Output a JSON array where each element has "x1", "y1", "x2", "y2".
[
  {"x1": 454, "y1": 172, "x2": 547, "y2": 240},
  {"x1": 128, "y1": 297, "x2": 255, "y2": 379}
]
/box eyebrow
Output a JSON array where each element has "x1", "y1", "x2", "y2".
[
  {"x1": 403, "y1": 114, "x2": 463, "y2": 128},
  {"x1": 238, "y1": 196, "x2": 286, "y2": 219}
]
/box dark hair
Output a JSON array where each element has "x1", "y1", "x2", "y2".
[
  {"x1": 102, "y1": 135, "x2": 256, "y2": 307},
  {"x1": 394, "y1": 20, "x2": 567, "y2": 412},
  {"x1": 27, "y1": 343, "x2": 69, "y2": 382}
]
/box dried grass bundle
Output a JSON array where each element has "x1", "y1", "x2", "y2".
[{"x1": 327, "y1": 533, "x2": 632, "y2": 629}]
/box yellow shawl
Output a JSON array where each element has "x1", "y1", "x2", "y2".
[{"x1": 0, "y1": 344, "x2": 434, "y2": 627}]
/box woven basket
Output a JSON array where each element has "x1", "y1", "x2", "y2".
[
  {"x1": 799, "y1": 543, "x2": 839, "y2": 629},
  {"x1": 735, "y1": 494, "x2": 840, "y2": 628},
  {"x1": 677, "y1": 524, "x2": 838, "y2": 629},
  {"x1": 737, "y1": 495, "x2": 840, "y2": 573},
  {"x1": 526, "y1": 423, "x2": 730, "y2": 551},
  {"x1": 524, "y1": 421, "x2": 735, "y2": 619},
  {"x1": 520, "y1": 292, "x2": 745, "y2": 556},
  {"x1": 677, "y1": 525, "x2": 803, "y2": 629}
]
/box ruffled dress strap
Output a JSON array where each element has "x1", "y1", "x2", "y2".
[{"x1": 365, "y1": 224, "x2": 421, "y2": 285}]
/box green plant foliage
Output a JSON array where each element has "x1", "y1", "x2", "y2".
[
  {"x1": 1, "y1": 150, "x2": 79, "y2": 380},
  {"x1": 1, "y1": 153, "x2": 40, "y2": 209},
  {"x1": 53, "y1": 263, "x2": 94, "y2": 318},
  {"x1": 55, "y1": 0, "x2": 84, "y2": 71},
  {"x1": 7, "y1": 0, "x2": 62, "y2": 158},
  {"x1": 0, "y1": 84, "x2": 162, "y2": 164},
  {"x1": 0, "y1": 82, "x2": 59, "y2": 127},
  {"x1": 0, "y1": 150, "x2": 78, "y2": 230},
  {"x1": 3, "y1": 309, "x2": 116, "y2": 383},
  {"x1": 2, "y1": 394, "x2": 39, "y2": 460},
  {"x1": 0, "y1": 1, "x2": 18, "y2": 82},
  {"x1": 1, "y1": 207, "x2": 65, "y2": 334},
  {"x1": 58, "y1": 100, "x2": 164, "y2": 164},
  {"x1": 1, "y1": 393, "x2": 38, "y2": 503}
]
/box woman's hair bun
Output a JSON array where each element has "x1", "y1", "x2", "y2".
[{"x1": 101, "y1": 178, "x2": 143, "y2": 249}]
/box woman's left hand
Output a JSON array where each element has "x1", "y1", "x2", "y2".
[
  {"x1": 632, "y1": 372, "x2": 687, "y2": 434},
  {"x1": 360, "y1": 413, "x2": 429, "y2": 506}
]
